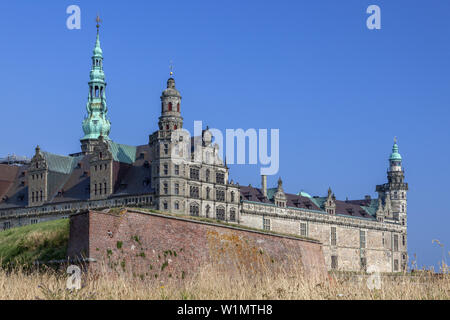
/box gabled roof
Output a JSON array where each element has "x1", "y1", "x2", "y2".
[
  {"x1": 47, "y1": 154, "x2": 91, "y2": 204},
  {"x1": 112, "y1": 144, "x2": 153, "y2": 196},
  {"x1": 0, "y1": 164, "x2": 28, "y2": 209},
  {"x1": 42, "y1": 152, "x2": 83, "y2": 174},
  {"x1": 240, "y1": 185, "x2": 377, "y2": 220},
  {"x1": 108, "y1": 141, "x2": 137, "y2": 164},
  {"x1": 0, "y1": 164, "x2": 20, "y2": 201}
]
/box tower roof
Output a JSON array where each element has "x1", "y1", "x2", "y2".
[
  {"x1": 161, "y1": 77, "x2": 181, "y2": 98},
  {"x1": 389, "y1": 140, "x2": 402, "y2": 161}
]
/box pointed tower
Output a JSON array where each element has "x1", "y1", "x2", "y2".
[
  {"x1": 80, "y1": 17, "x2": 111, "y2": 154},
  {"x1": 376, "y1": 138, "x2": 408, "y2": 222},
  {"x1": 158, "y1": 72, "x2": 183, "y2": 133}
]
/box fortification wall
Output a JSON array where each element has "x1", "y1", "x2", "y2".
[{"x1": 68, "y1": 209, "x2": 327, "y2": 281}]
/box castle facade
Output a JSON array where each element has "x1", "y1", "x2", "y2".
[{"x1": 0, "y1": 25, "x2": 408, "y2": 272}]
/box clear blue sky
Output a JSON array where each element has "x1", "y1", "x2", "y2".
[{"x1": 0, "y1": 0, "x2": 449, "y2": 269}]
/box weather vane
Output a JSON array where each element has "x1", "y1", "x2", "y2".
[
  {"x1": 394, "y1": 136, "x2": 397, "y2": 144},
  {"x1": 169, "y1": 60, "x2": 174, "y2": 77}
]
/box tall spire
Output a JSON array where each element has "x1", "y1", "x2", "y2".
[{"x1": 81, "y1": 17, "x2": 111, "y2": 152}]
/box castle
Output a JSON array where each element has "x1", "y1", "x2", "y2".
[{"x1": 0, "y1": 23, "x2": 408, "y2": 272}]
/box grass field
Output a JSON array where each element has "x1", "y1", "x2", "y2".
[
  {"x1": 0, "y1": 263, "x2": 448, "y2": 300},
  {"x1": 0, "y1": 219, "x2": 448, "y2": 300},
  {"x1": 0, "y1": 219, "x2": 69, "y2": 268}
]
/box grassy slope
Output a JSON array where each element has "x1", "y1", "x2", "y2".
[{"x1": 0, "y1": 219, "x2": 69, "y2": 267}]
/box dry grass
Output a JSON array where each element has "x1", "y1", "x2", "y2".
[{"x1": 0, "y1": 262, "x2": 448, "y2": 300}]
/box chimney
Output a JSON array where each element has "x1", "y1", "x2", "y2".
[{"x1": 261, "y1": 175, "x2": 267, "y2": 198}]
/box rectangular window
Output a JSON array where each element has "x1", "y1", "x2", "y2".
[
  {"x1": 331, "y1": 255, "x2": 338, "y2": 270},
  {"x1": 175, "y1": 165, "x2": 179, "y2": 175},
  {"x1": 164, "y1": 183, "x2": 168, "y2": 195},
  {"x1": 190, "y1": 168, "x2": 200, "y2": 180},
  {"x1": 394, "y1": 259, "x2": 399, "y2": 272},
  {"x1": 393, "y1": 234, "x2": 399, "y2": 251},
  {"x1": 300, "y1": 222, "x2": 307, "y2": 237},
  {"x1": 360, "y1": 230, "x2": 366, "y2": 248},
  {"x1": 190, "y1": 186, "x2": 199, "y2": 199},
  {"x1": 360, "y1": 257, "x2": 367, "y2": 271},
  {"x1": 175, "y1": 183, "x2": 179, "y2": 195},
  {"x1": 263, "y1": 218, "x2": 271, "y2": 231},
  {"x1": 164, "y1": 164, "x2": 168, "y2": 175},
  {"x1": 216, "y1": 208, "x2": 225, "y2": 220},
  {"x1": 216, "y1": 172, "x2": 225, "y2": 184},
  {"x1": 402, "y1": 235, "x2": 406, "y2": 246},
  {"x1": 164, "y1": 144, "x2": 169, "y2": 155},
  {"x1": 230, "y1": 209, "x2": 236, "y2": 222},
  {"x1": 216, "y1": 189, "x2": 225, "y2": 202},
  {"x1": 331, "y1": 227, "x2": 337, "y2": 246},
  {"x1": 30, "y1": 219, "x2": 38, "y2": 225}
]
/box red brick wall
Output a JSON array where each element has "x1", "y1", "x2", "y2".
[{"x1": 68, "y1": 209, "x2": 327, "y2": 280}]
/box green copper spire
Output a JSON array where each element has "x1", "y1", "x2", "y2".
[
  {"x1": 81, "y1": 17, "x2": 111, "y2": 142},
  {"x1": 389, "y1": 137, "x2": 402, "y2": 161}
]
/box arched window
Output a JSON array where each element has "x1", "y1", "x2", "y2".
[
  {"x1": 40, "y1": 190, "x2": 43, "y2": 201},
  {"x1": 206, "y1": 205, "x2": 210, "y2": 218},
  {"x1": 168, "y1": 102, "x2": 172, "y2": 111},
  {"x1": 177, "y1": 103, "x2": 180, "y2": 112},
  {"x1": 95, "y1": 86, "x2": 99, "y2": 97},
  {"x1": 231, "y1": 191, "x2": 235, "y2": 202},
  {"x1": 206, "y1": 169, "x2": 210, "y2": 182}
]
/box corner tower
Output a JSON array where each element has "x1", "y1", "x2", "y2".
[
  {"x1": 376, "y1": 139, "x2": 408, "y2": 223},
  {"x1": 80, "y1": 17, "x2": 111, "y2": 154}
]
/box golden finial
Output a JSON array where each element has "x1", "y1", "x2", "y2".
[
  {"x1": 394, "y1": 136, "x2": 397, "y2": 144},
  {"x1": 96, "y1": 15, "x2": 101, "y2": 31},
  {"x1": 169, "y1": 60, "x2": 174, "y2": 77}
]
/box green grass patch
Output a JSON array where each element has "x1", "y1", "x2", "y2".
[{"x1": 0, "y1": 219, "x2": 69, "y2": 268}]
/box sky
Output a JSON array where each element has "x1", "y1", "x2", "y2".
[{"x1": 0, "y1": 0, "x2": 449, "y2": 269}]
